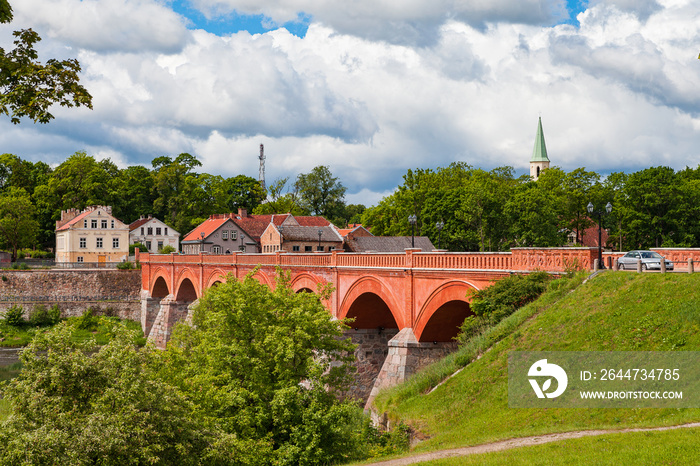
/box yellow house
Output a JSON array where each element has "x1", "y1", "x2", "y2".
[{"x1": 55, "y1": 206, "x2": 130, "y2": 264}]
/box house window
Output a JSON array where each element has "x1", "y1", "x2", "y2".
[
  {"x1": 158, "y1": 241, "x2": 163, "y2": 251},
  {"x1": 101, "y1": 220, "x2": 108, "y2": 229},
  {"x1": 292, "y1": 245, "x2": 300, "y2": 252},
  {"x1": 213, "y1": 245, "x2": 221, "y2": 254},
  {"x1": 239, "y1": 245, "x2": 245, "y2": 252},
  {"x1": 111, "y1": 220, "x2": 115, "y2": 229},
  {"x1": 327, "y1": 246, "x2": 333, "y2": 251},
  {"x1": 146, "y1": 241, "x2": 152, "y2": 251},
  {"x1": 305, "y1": 246, "x2": 312, "y2": 252},
  {"x1": 113, "y1": 237, "x2": 119, "y2": 248},
  {"x1": 141, "y1": 227, "x2": 144, "y2": 235},
  {"x1": 231, "y1": 230, "x2": 237, "y2": 240},
  {"x1": 222, "y1": 230, "x2": 229, "y2": 240},
  {"x1": 96, "y1": 237, "x2": 103, "y2": 248},
  {"x1": 91, "y1": 219, "x2": 97, "y2": 228},
  {"x1": 156, "y1": 227, "x2": 162, "y2": 235},
  {"x1": 147, "y1": 227, "x2": 153, "y2": 235},
  {"x1": 79, "y1": 238, "x2": 86, "y2": 249},
  {"x1": 164, "y1": 227, "x2": 168, "y2": 235},
  {"x1": 77, "y1": 256, "x2": 84, "y2": 263},
  {"x1": 317, "y1": 246, "x2": 324, "y2": 251},
  {"x1": 83, "y1": 220, "x2": 87, "y2": 228}
]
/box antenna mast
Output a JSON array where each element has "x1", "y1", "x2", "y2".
[{"x1": 258, "y1": 143, "x2": 266, "y2": 192}]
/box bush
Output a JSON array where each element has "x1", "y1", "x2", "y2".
[
  {"x1": 116, "y1": 261, "x2": 134, "y2": 270},
  {"x1": 158, "y1": 245, "x2": 176, "y2": 254},
  {"x1": 4, "y1": 305, "x2": 25, "y2": 327},
  {"x1": 457, "y1": 271, "x2": 551, "y2": 345},
  {"x1": 75, "y1": 308, "x2": 99, "y2": 331},
  {"x1": 129, "y1": 242, "x2": 147, "y2": 255},
  {"x1": 29, "y1": 304, "x2": 61, "y2": 327}
]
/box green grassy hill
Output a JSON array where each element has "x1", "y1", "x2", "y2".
[{"x1": 373, "y1": 272, "x2": 700, "y2": 455}]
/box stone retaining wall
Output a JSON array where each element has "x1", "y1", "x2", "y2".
[
  {"x1": 344, "y1": 328, "x2": 400, "y2": 403},
  {"x1": 0, "y1": 269, "x2": 141, "y2": 321}
]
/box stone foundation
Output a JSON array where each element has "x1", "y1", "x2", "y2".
[
  {"x1": 365, "y1": 328, "x2": 457, "y2": 410},
  {"x1": 343, "y1": 328, "x2": 399, "y2": 403},
  {"x1": 147, "y1": 297, "x2": 197, "y2": 349},
  {"x1": 0, "y1": 269, "x2": 141, "y2": 321}
]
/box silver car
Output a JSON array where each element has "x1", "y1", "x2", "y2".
[{"x1": 617, "y1": 250, "x2": 674, "y2": 271}]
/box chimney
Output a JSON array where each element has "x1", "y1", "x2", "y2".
[
  {"x1": 238, "y1": 208, "x2": 248, "y2": 218},
  {"x1": 56, "y1": 208, "x2": 80, "y2": 229}
]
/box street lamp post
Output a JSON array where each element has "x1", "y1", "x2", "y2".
[
  {"x1": 587, "y1": 202, "x2": 613, "y2": 269},
  {"x1": 436, "y1": 221, "x2": 445, "y2": 250},
  {"x1": 317, "y1": 229, "x2": 323, "y2": 251},
  {"x1": 200, "y1": 231, "x2": 205, "y2": 254},
  {"x1": 408, "y1": 215, "x2": 417, "y2": 248}
]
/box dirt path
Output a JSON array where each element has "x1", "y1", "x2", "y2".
[{"x1": 366, "y1": 422, "x2": 700, "y2": 465}]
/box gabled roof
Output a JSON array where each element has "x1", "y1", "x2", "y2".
[
  {"x1": 348, "y1": 236, "x2": 435, "y2": 252},
  {"x1": 278, "y1": 225, "x2": 343, "y2": 243},
  {"x1": 129, "y1": 216, "x2": 154, "y2": 232},
  {"x1": 182, "y1": 217, "x2": 235, "y2": 242},
  {"x1": 530, "y1": 116, "x2": 550, "y2": 163},
  {"x1": 183, "y1": 213, "x2": 332, "y2": 244},
  {"x1": 337, "y1": 225, "x2": 372, "y2": 238},
  {"x1": 56, "y1": 210, "x2": 93, "y2": 232}
]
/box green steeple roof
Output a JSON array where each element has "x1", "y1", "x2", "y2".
[{"x1": 530, "y1": 117, "x2": 549, "y2": 162}]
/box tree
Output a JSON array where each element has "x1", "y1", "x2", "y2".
[
  {"x1": 0, "y1": 1, "x2": 92, "y2": 124},
  {"x1": 152, "y1": 153, "x2": 203, "y2": 233},
  {"x1": 0, "y1": 186, "x2": 38, "y2": 260},
  {"x1": 222, "y1": 174, "x2": 266, "y2": 213},
  {"x1": 0, "y1": 324, "x2": 235, "y2": 465},
  {"x1": 159, "y1": 272, "x2": 365, "y2": 465},
  {"x1": 253, "y1": 177, "x2": 309, "y2": 216},
  {"x1": 294, "y1": 166, "x2": 347, "y2": 220}
]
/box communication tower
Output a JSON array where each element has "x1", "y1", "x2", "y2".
[{"x1": 258, "y1": 143, "x2": 266, "y2": 192}]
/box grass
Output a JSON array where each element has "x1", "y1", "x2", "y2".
[
  {"x1": 0, "y1": 316, "x2": 145, "y2": 348},
  {"x1": 415, "y1": 426, "x2": 700, "y2": 465},
  {"x1": 373, "y1": 272, "x2": 700, "y2": 454}
]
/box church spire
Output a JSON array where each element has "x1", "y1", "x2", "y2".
[{"x1": 530, "y1": 117, "x2": 550, "y2": 180}]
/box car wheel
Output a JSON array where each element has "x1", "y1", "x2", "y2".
[
  {"x1": 642, "y1": 263, "x2": 648, "y2": 271},
  {"x1": 618, "y1": 263, "x2": 624, "y2": 270}
]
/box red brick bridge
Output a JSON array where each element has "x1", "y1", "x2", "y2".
[{"x1": 138, "y1": 247, "x2": 599, "y2": 404}]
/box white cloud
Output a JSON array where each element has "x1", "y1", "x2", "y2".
[
  {"x1": 188, "y1": 0, "x2": 570, "y2": 45},
  {"x1": 10, "y1": 0, "x2": 189, "y2": 53},
  {"x1": 2, "y1": 0, "x2": 700, "y2": 207}
]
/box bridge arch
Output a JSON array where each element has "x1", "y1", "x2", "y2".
[
  {"x1": 339, "y1": 276, "x2": 405, "y2": 330},
  {"x1": 150, "y1": 267, "x2": 171, "y2": 298},
  {"x1": 414, "y1": 280, "x2": 478, "y2": 342},
  {"x1": 206, "y1": 269, "x2": 228, "y2": 289},
  {"x1": 291, "y1": 273, "x2": 324, "y2": 294},
  {"x1": 175, "y1": 269, "x2": 200, "y2": 302}
]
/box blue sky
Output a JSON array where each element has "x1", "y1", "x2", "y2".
[
  {"x1": 2, "y1": 0, "x2": 700, "y2": 207},
  {"x1": 170, "y1": 0, "x2": 312, "y2": 37}
]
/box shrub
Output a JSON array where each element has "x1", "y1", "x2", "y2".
[
  {"x1": 29, "y1": 304, "x2": 61, "y2": 326},
  {"x1": 116, "y1": 261, "x2": 134, "y2": 270},
  {"x1": 76, "y1": 308, "x2": 98, "y2": 331},
  {"x1": 4, "y1": 305, "x2": 25, "y2": 327},
  {"x1": 129, "y1": 242, "x2": 147, "y2": 255},
  {"x1": 158, "y1": 245, "x2": 176, "y2": 254},
  {"x1": 457, "y1": 271, "x2": 551, "y2": 345}
]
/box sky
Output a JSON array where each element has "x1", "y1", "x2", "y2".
[{"x1": 1, "y1": 0, "x2": 699, "y2": 207}]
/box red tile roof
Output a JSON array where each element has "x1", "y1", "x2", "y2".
[
  {"x1": 183, "y1": 213, "x2": 332, "y2": 244},
  {"x1": 128, "y1": 216, "x2": 153, "y2": 232},
  {"x1": 182, "y1": 217, "x2": 233, "y2": 242},
  {"x1": 56, "y1": 210, "x2": 92, "y2": 231}
]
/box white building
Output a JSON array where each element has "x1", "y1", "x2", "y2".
[{"x1": 129, "y1": 215, "x2": 180, "y2": 253}]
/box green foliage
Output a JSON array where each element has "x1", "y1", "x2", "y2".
[
  {"x1": 3, "y1": 305, "x2": 23, "y2": 327},
  {"x1": 0, "y1": 15, "x2": 93, "y2": 124},
  {"x1": 74, "y1": 307, "x2": 98, "y2": 331},
  {"x1": 0, "y1": 187, "x2": 39, "y2": 260},
  {"x1": 294, "y1": 165, "x2": 347, "y2": 220},
  {"x1": 129, "y1": 241, "x2": 147, "y2": 255},
  {"x1": 158, "y1": 244, "x2": 176, "y2": 254},
  {"x1": 160, "y1": 271, "x2": 367, "y2": 465},
  {"x1": 28, "y1": 304, "x2": 60, "y2": 326},
  {"x1": 468, "y1": 271, "x2": 551, "y2": 320},
  {"x1": 116, "y1": 260, "x2": 134, "y2": 270},
  {"x1": 0, "y1": 324, "x2": 224, "y2": 465}
]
